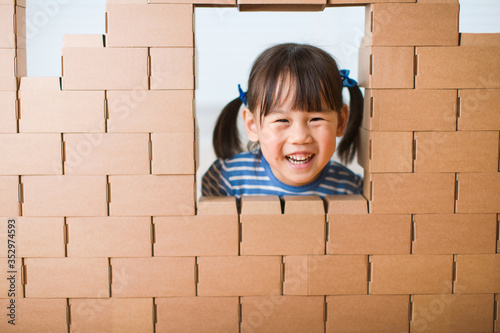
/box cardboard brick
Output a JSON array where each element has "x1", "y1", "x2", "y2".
[
  {"x1": 0, "y1": 5, "x2": 15, "y2": 48},
  {"x1": 151, "y1": 132, "x2": 195, "y2": 175},
  {"x1": 70, "y1": 298, "x2": 154, "y2": 333},
  {"x1": 19, "y1": 77, "x2": 105, "y2": 133},
  {"x1": 0, "y1": 134, "x2": 62, "y2": 175},
  {"x1": 358, "y1": 46, "x2": 414, "y2": 89},
  {"x1": 0, "y1": 48, "x2": 17, "y2": 91},
  {"x1": 111, "y1": 257, "x2": 196, "y2": 297},
  {"x1": 411, "y1": 294, "x2": 495, "y2": 333},
  {"x1": 455, "y1": 254, "x2": 500, "y2": 294},
  {"x1": 325, "y1": 194, "x2": 368, "y2": 214},
  {"x1": 414, "y1": 131, "x2": 499, "y2": 173},
  {"x1": 22, "y1": 176, "x2": 107, "y2": 217},
  {"x1": 283, "y1": 195, "x2": 324, "y2": 214},
  {"x1": 0, "y1": 91, "x2": 16, "y2": 133},
  {"x1": 241, "y1": 195, "x2": 281, "y2": 215},
  {"x1": 458, "y1": 89, "x2": 500, "y2": 130},
  {"x1": 107, "y1": 90, "x2": 194, "y2": 133},
  {"x1": 67, "y1": 217, "x2": 152, "y2": 257},
  {"x1": 109, "y1": 175, "x2": 195, "y2": 216},
  {"x1": 413, "y1": 214, "x2": 497, "y2": 254},
  {"x1": 156, "y1": 297, "x2": 239, "y2": 333},
  {"x1": 64, "y1": 133, "x2": 150, "y2": 175},
  {"x1": 154, "y1": 215, "x2": 238, "y2": 256},
  {"x1": 150, "y1": 0, "x2": 234, "y2": 4},
  {"x1": 0, "y1": 176, "x2": 19, "y2": 216},
  {"x1": 283, "y1": 255, "x2": 368, "y2": 295},
  {"x1": 326, "y1": 295, "x2": 410, "y2": 333},
  {"x1": 197, "y1": 256, "x2": 282, "y2": 296},
  {"x1": 460, "y1": 33, "x2": 500, "y2": 47},
  {"x1": 0, "y1": 299, "x2": 68, "y2": 332},
  {"x1": 62, "y1": 34, "x2": 149, "y2": 90},
  {"x1": 238, "y1": 0, "x2": 326, "y2": 12},
  {"x1": 330, "y1": 0, "x2": 415, "y2": 3},
  {"x1": 456, "y1": 173, "x2": 500, "y2": 213},
  {"x1": 327, "y1": 214, "x2": 411, "y2": 255},
  {"x1": 106, "y1": 4, "x2": 193, "y2": 47},
  {"x1": 241, "y1": 296, "x2": 325, "y2": 333},
  {"x1": 25, "y1": 258, "x2": 109, "y2": 298},
  {"x1": 362, "y1": 89, "x2": 457, "y2": 131},
  {"x1": 16, "y1": 44, "x2": 26, "y2": 77},
  {"x1": 197, "y1": 196, "x2": 237, "y2": 215},
  {"x1": 358, "y1": 128, "x2": 413, "y2": 173},
  {"x1": 150, "y1": 48, "x2": 194, "y2": 90},
  {"x1": 369, "y1": 255, "x2": 453, "y2": 294}
]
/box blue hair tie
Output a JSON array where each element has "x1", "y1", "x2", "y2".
[
  {"x1": 238, "y1": 84, "x2": 247, "y2": 106},
  {"x1": 339, "y1": 69, "x2": 357, "y2": 88}
]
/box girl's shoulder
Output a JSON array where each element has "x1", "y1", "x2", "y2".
[{"x1": 322, "y1": 160, "x2": 363, "y2": 194}]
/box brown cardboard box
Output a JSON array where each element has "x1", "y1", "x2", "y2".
[
  {"x1": 25, "y1": 258, "x2": 109, "y2": 298},
  {"x1": 369, "y1": 255, "x2": 453, "y2": 294},
  {"x1": 22, "y1": 176, "x2": 107, "y2": 217},
  {"x1": 413, "y1": 214, "x2": 497, "y2": 254},
  {"x1": 241, "y1": 296, "x2": 325, "y2": 333},
  {"x1": 197, "y1": 196, "x2": 237, "y2": 215},
  {"x1": 70, "y1": 298, "x2": 154, "y2": 333},
  {"x1": 197, "y1": 256, "x2": 282, "y2": 296},
  {"x1": 455, "y1": 254, "x2": 500, "y2": 294},
  {"x1": 67, "y1": 217, "x2": 152, "y2": 257},
  {"x1": 325, "y1": 194, "x2": 368, "y2": 214},
  {"x1": 154, "y1": 215, "x2": 239, "y2": 256},
  {"x1": 358, "y1": 46, "x2": 414, "y2": 89},
  {"x1": 0, "y1": 134, "x2": 62, "y2": 175},
  {"x1": 64, "y1": 133, "x2": 150, "y2": 175},
  {"x1": 0, "y1": 299, "x2": 67, "y2": 332},
  {"x1": 107, "y1": 90, "x2": 194, "y2": 133},
  {"x1": 0, "y1": 48, "x2": 17, "y2": 91},
  {"x1": 238, "y1": 0, "x2": 326, "y2": 12},
  {"x1": 283, "y1": 195, "x2": 324, "y2": 214},
  {"x1": 362, "y1": 89, "x2": 457, "y2": 131},
  {"x1": 411, "y1": 294, "x2": 495, "y2": 333},
  {"x1": 19, "y1": 77, "x2": 105, "y2": 133},
  {"x1": 329, "y1": 0, "x2": 415, "y2": 3},
  {"x1": 15, "y1": 44, "x2": 26, "y2": 77},
  {"x1": 326, "y1": 295, "x2": 410, "y2": 333},
  {"x1": 0, "y1": 5, "x2": 15, "y2": 48},
  {"x1": 0, "y1": 91, "x2": 17, "y2": 133},
  {"x1": 109, "y1": 175, "x2": 195, "y2": 216},
  {"x1": 241, "y1": 195, "x2": 281, "y2": 215},
  {"x1": 150, "y1": 48, "x2": 194, "y2": 90},
  {"x1": 62, "y1": 34, "x2": 149, "y2": 90},
  {"x1": 364, "y1": 2, "x2": 459, "y2": 46},
  {"x1": 456, "y1": 173, "x2": 500, "y2": 213},
  {"x1": 414, "y1": 131, "x2": 499, "y2": 173},
  {"x1": 327, "y1": 214, "x2": 412, "y2": 255},
  {"x1": 151, "y1": 132, "x2": 195, "y2": 175},
  {"x1": 0, "y1": 176, "x2": 19, "y2": 216},
  {"x1": 156, "y1": 297, "x2": 239, "y2": 333},
  {"x1": 111, "y1": 257, "x2": 196, "y2": 297},
  {"x1": 461, "y1": 33, "x2": 500, "y2": 46},
  {"x1": 106, "y1": 4, "x2": 193, "y2": 47},
  {"x1": 283, "y1": 255, "x2": 368, "y2": 295},
  {"x1": 458, "y1": 89, "x2": 500, "y2": 130},
  {"x1": 149, "y1": 0, "x2": 234, "y2": 3},
  {"x1": 14, "y1": 4, "x2": 25, "y2": 49}
]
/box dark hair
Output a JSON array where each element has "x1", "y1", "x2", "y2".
[{"x1": 213, "y1": 43, "x2": 363, "y2": 164}]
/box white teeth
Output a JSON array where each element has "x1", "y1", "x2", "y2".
[{"x1": 286, "y1": 154, "x2": 314, "y2": 164}]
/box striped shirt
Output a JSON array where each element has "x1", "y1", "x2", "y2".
[{"x1": 201, "y1": 151, "x2": 363, "y2": 198}]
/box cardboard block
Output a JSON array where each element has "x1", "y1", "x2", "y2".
[
  {"x1": 107, "y1": 90, "x2": 194, "y2": 133},
  {"x1": 16, "y1": 45, "x2": 26, "y2": 77},
  {"x1": 327, "y1": 214, "x2": 411, "y2": 255},
  {"x1": 197, "y1": 196, "x2": 237, "y2": 215},
  {"x1": 197, "y1": 256, "x2": 282, "y2": 296},
  {"x1": 241, "y1": 195, "x2": 281, "y2": 215},
  {"x1": 241, "y1": 296, "x2": 325, "y2": 333},
  {"x1": 70, "y1": 298, "x2": 154, "y2": 333},
  {"x1": 283, "y1": 195, "x2": 324, "y2": 214},
  {"x1": 456, "y1": 173, "x2": 500, "y2": 213},
  {"x1": 151, "y1": 132, "x2": 195, "y2": 175},
  {"x1": 358, "y1": 46, "x2": 414, "y2": 89},
  {"x1": 62, "y1": 35, "x2": 148, "y2": 90},
  {"x1": 0, "y1": 176, "x2": 19, "y2": 216},
  {"x1": 0, "y1": 91, "x2": 16, "y2": 133},
  {"x1": 0, "y1": 299, "x2": 67, "y2": 332},
  {"x1": 458, "y1": 89, "x2": 500, "y2": 130},
  {"x1": 238, "y1": 0, "x2": 326, "y2": 12},
  {"x1": 156, "y1": 297, "x2": 239, "y2": 333},
  {"x1": 455, "y1": 254, "x2": 500, "y2": 293},
  {"x1": 460, "y1": 33, "x2": 500, "y2": 46},
  {"x1": 109, "y1": 175, "x2": 195, "y2": 216},
  {"x1": 0, "y1": 5, "x2": 15, "y2": 48},
  {"x1": 150, "y1": 0, "x2": 235, "y2": 3},
  {"x1": 67, "y1": 217, "x2": 152, "y2": 257},
  {"x1": 0, "y1": 48, "x2": 17, "y2": 91},
  {"x1": 413, "y1": 214, "x2": 497, "y2": 254},
  {"x1": 363, "y1": 89, "x2": 457, "y2": 131},
  {"x1": 283, "y1": 255, "x2": 368, "y2": 295},
  {"x1": 150, "y1": 47, "x2": 194, "y2": 90},
  {"x1": 154, "y1": 215, "x2": 238, "y2": 256},
  {"x1": 64, "y1": 133, "x2": 150, "y2": 175},
  {"x1": 22, "y1": 176, "x2": 107, "y2": 217},
  {"x1": 414, "y1": 131, "x2": 499, "y2": 173},
  {"x1": 325, "y1": 194, "x2": 368, "y2": 214},
  {"x1": 19, "y1": 77, "x2": 105, "y2": 133},
  {"x1": 330, "y1": 0, "x2": 415, "y2": 3},
  {"x1": 106, "y1": 4, "x2": 193, "y2": 47},
  {"x1": 411, "y1": 294, "x2": 495, "y2": 333},
  {"x1": 25, "y1": 258, "x2": 109, "y2": 298},
  {"x1": 326, "y1": 295, "x2": 409, "y2": 333},
  {"x1": 0, "y1": 134, "x2": 62, "y2": 175},
  {"x1": 369, "y1": 255, "x2": 453, "y2": 294}
]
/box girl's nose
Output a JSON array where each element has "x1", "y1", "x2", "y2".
[{"x1": 288, "y1": 123, "x2": 313, "y2": 144}]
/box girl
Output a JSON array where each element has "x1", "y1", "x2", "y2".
[{"x1": 202, "y1": 43, "x2": 363, "y2": 198}]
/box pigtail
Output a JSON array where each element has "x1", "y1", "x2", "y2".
[
  {"x1": 213, "y1": 97, "x2": 243, "y2": 159},
  {"x1": 337, "y1": 85, "x2": 364, "y2": 164}
]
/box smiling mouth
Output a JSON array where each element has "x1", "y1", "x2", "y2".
[{"x1": 285, "y1": 153, "x2": 315, "y2": 165}]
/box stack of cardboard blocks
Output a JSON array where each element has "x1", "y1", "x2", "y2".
[{"x1": 0, "y1": 0, "x2": 499, "y2": 332}]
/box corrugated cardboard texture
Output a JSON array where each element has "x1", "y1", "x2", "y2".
[
  {"x1": 151, "y1": 132, "x2": 195, "y2": 175},
  {"x1": 150, "y1": 47, "x2": 194, "y2": 90},
  {"x1": 0, "y1": 299, "x2": 68, "y2": 332},
  {"x1": 458, "y1": 89, "x2": 500, "y2": 130},
  {"x1": 326, "y1": 194, "x2": 368, "y2": 214},
  {"x1": 456, "y1": 173, "x2": 500, "y2": 213},
  {"x1": 197, "y1": 196, "x2": 238, "y2": 215},
  {"x1": 241, "y1": 195, "x2": 282, "y2": 215},
  {"x1": 455, "y1": 254, "x2": 500, "y2": 294}
]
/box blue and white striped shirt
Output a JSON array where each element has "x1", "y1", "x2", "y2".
[{"x1": 201, "y1": 151, "x2": 363, "y2": 198}]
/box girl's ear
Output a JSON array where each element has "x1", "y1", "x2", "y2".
[
  {"x1": 242, "y1": 107, "x2": 260, "y2": 142},
  {"x1": 336, "y1": 104, "x2": 349, "y2": 137}
]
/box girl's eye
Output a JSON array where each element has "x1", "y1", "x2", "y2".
[
  {"x1": 311, "y1": 117, "x2": 325, "y2": 122},
  {"x1": 276, "y1": 119, "x2": 289, "y2": 123}
]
